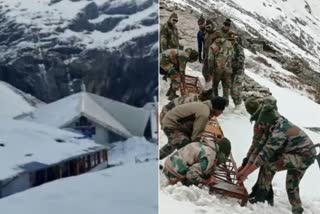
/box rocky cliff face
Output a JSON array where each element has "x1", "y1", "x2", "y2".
[{"x1": 0, "y1": 0, "x2": 158, "y2": 107}]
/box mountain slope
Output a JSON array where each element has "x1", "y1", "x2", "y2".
[
  {"x1": 0, "y1": 0, "x2": 158, "y2": 106},
  {"x1": 162, "y1": 0, "x2": 320, "y2": 102}
]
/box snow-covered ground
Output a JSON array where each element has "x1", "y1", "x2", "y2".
[
  {"x1": 159, "y1": 62, "x2": 320, "y2": 214},
  {"x1": 0, "y1": 135, "x2": 158, "y2": 214},
  {"x1": 0, "y1": 162, "x2": 158, "y2": 214}
]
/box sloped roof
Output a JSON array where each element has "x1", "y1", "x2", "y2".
[
  {"x1": 18, "y1": 92, "x2": 150, "y2": 138},
  {"x1": 90, "y1": 93, "x2": 150, "y2": 137}
]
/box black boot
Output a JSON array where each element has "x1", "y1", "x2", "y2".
[{"x1": 249, "y1": 185, "x2": 274, "y2": 206}]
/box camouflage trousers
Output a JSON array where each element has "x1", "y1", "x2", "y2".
[
  {"x1": 160, "y1": 128, "x2": 190, "y2": 160},
  {"x1": 202, "y1": 57, "x2": 212, "y2": 83},
  {"x1": 212, "y1": 67, "x2": 232, "y2": 105},
  {"x1": 167, "y1": 72, "x2": 182, "y2": 100},
  {"x1": 256, "y1": 153, "x2": 315, "y2": 214},
  {"x1": 231, "y1": 74, "x2": 244, "y2": 105}
]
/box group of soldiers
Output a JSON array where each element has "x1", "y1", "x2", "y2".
[
  {"x1": 160, "y1": 12, "x2": 244, "y2": 110},
  {"x1": 159, "y1": 12, "x2": 318, "y2": 214}
]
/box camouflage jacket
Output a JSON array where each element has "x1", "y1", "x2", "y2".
[
  {"x1": 164, "y1": 141, "x2": 218, "y2": 184},
  {"x1": 160, "y1": 94, "x2": 201, "y2": 125},
  {"x1": 232, "y1": 42, "x2": 245, "y2": 75},
  {"x1": 160, "y1": 22, "x2": 179, "y2": 52},
  {"x1": 246, "y1": 96, "x2": 279, "y2": 163},
  {"x1": 162, "y1": 101, "x2": 213, "y2": 141},
  {"x1": 203, "y1": 31, "x2": 220, "y2": 61},
  {"x1": 160, "y1": 49, "x2": 189, "y2": 76},
  {"x1": 251, "y1": 116, "x2": 316, "y2": 167},
  {"x1": 208, "y1": 37, "x2": 234, "y2": 72}
]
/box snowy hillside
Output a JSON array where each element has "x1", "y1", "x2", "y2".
[
  {"x1": 163, "y1": 0, "x2": 320, "y2": 102},
  {"x1": 0, "y1": 0, "x2": 158, "y2": 106},
  {"x1": 160, "y1": 1, "x2": 320, "y2": 213},
  {"x1": 0, "y1": 137, "x2": 158, "y2": 214},
  {"x1": 0, "y1": 81, "x2": 43, "y2": 118}
]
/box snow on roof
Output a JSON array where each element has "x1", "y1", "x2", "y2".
[
  {"x1": 19, "y1": 92, "x2": 150, "y2": 138},
  {"x1": 0, "y1": 119, "x2": 105, "y2": 180},
  {"x1": 89, "y1": 93, "x2": 150, "y2": 137},
  {"x1": 0, "y1": 82, "x2": 35, "y2": 119}
]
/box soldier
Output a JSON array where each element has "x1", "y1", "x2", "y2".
[
  {"x1": 160, "y1": 48, "x2": 198, "y2": 100},
  {"x1": 220, "y1": 18, "x2": 237, "y2": 39},
  {"x1": 231, "y1": 36, "x2": 245, "y2": 110},
  {"x1": 160, "y1": 96, "x2": 227, "y2": 159},
  {"x1": 238, "y1": 97, "x2": 317, "y2": 214},
  {"x1": 163, "y1": 137, "x2": 231, "y2": 186},
  {"x1": 208, "y1": 35, "x2": 234, "y2": 106},
  {"x1": 160, "y1": 12, "x2": 180, "y2": 52},
  {"x1": 160, "y1": 89, "x2": 213, "y2": 126},
  {"x1": 238, "y1": 96, "x2": 279, "y2": 205},
  {"x1": 197, "y1": 14, "x2": 206, "y2": 63},
  {"x1": 202, "y1": 19, "x2": 218, "y2": 88}
]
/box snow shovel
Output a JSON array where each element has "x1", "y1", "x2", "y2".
[{"x1": 311, "y1": 144, "x2": 320, "y2": 169}]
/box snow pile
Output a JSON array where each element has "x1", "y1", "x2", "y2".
[
  {"x1": 0, "y1": 161, "x2": 158, "y2": 214},
  {"x1": 108, "y1": 136, "x2": 158, "y2": 164}
]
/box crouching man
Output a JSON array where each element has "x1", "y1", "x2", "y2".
[
  {"x1": 238, "y1": 97, "x2": 316, "y2": 214},
  {"x1": 163, "y1": 137, "x2": 231, "y2": 186}
]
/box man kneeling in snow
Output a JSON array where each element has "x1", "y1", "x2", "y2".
[
  {"x1": 160, "y1": 96, "x2": 227, "y2": 159},
  {"x1": 163, "y1": 137, "x2": 231, "y2": 186},
  {"x1": 160, "y1": 88, "x2": 214, "y2": 127},
  {"x1": 238, "y1": 97, "x2": 316, "y2": 214}
]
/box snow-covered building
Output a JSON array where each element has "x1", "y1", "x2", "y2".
[
  {"x1": 0, "y1": 119, "x2": 108, "y2": 198},
  {"x1": 16, "y1": 92, "x2": 156, "y2": 145}
]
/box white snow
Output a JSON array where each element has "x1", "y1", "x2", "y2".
[
  {"x1": 0, "y1": 0, "x2": 158, "y2": 50},
  {"x1": 108, "y1": 136, "x2": 158, "y2": 164},
  {"x1": 0, "y1": 161, "x2": 158, "y2": 214},
  {"x1": 0, "y1": 81, "x2": 34, "y2": 118},
  {"x1": 167, "y1": 0, "x2": 320, "y2": 72},
  {"x1": 0, "y1": 135, "x2": 157, "y2": 214},
  {"x1": 0, "y1": 119, "x2": 104, "y2": 180}
]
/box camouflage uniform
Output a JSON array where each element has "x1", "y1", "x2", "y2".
[
  {"x1": 231, "y1": 40, "x2": 245, "y2": 106},
  {"x1": 163, "y1": 138, "x2": 231, "y2": 185},
  {"x1": 208, "y1": 36, "x2": 234, "y2": 105},
  {"x1": 160, "y1": 101, "x2": 214, "y2": 159},
  {"x1": 160, "y1": 94, "x2": 201, "y2": 127},
  {"x1": 160, "y1": 89, "x2": 213, "y2": 127},
  {"x1": 160, "y1": 13, "x2": 180, "y2": 52},
  {"x1": 245, "y1": 97, "x2": 316, "y2": 214},
  {"x1": 160, "y1": 49, "x2": 189, "y2": 100}
]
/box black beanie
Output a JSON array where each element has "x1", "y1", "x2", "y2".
[{"x1": 211, "y1": 96, "x2": 227, "y2": 111}]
